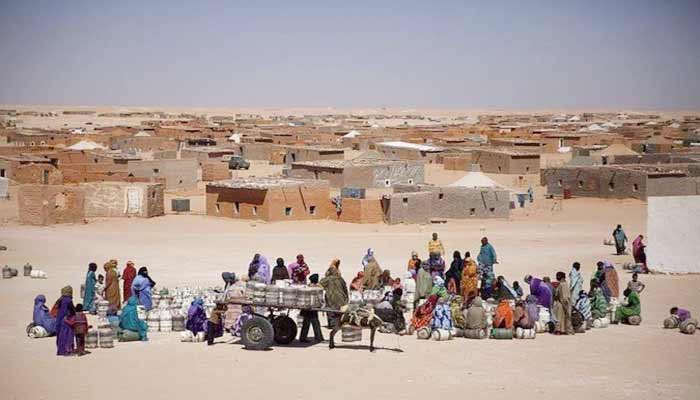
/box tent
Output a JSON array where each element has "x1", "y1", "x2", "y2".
[
  {"x1": 134, "y1": 131, "x2": 151, "y2": 137},
  {"x1": 67, "y1": 140, "x2": 106, "y2": 151},
  {"x1": 343, "y1": 130, "x2": 361, "y2": 138}
]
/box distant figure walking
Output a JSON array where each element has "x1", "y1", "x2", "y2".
[{"x1": 612, "y1": 225, "x2": 628, "y2": 255}]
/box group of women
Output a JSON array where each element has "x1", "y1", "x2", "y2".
[{"x1": 82, "y1": 260, "x2": 157, "y2": 313}]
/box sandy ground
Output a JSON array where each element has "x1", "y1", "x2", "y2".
[{"x1": 1, "y1": 194, "x2": 699, "y2": 400}]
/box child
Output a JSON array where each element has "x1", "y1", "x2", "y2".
[
  {"x1": 299, "y1": 274, "x2": 324, "y2": 343},
  {"x1": 206, "y1": 302, "x2": 227, "y2": 346},
  {"x1": 670, "y1": 307, "x2": 691, "y2": 322},
  {"x1": 627, "y1": 273, "x2": 645, "y2": 294},
  {"x1": 94, "y1": 275, "x2": 106, "y2": 300},
  {"x1": 68, "y1": 304, "x2": 90, "y2": 356},
  {"x1": 512, "y1": 281, "x2": 524, "y2": 299}
]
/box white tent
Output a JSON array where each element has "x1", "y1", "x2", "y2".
[
  {"x1": 228, "y1": 133, "x2": 241, "y2": 143},
  {"x1": 134, "y1": 131, "x2": 151, "y2": 137},
  {"x1": 449, "y1": 165, "x2": 506, "y2": 189},
  {"x1": 343, "y1": 130, "x2": 361, "y2": 138},
  {"x1": 67, "y1": 140, "x2": 106, "y2": 150}
]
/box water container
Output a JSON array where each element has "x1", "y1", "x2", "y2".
[
  {"x1": 28, "y1": 326, "x2": 48, "y2": 338},
  {"x1": 137, "y1": 305, "x2": 147, "y2": 321},
  {"x1": 265, "y1": 285, "x2": 281, "y2": 305},
  {"x1": 431, "y1": 329, "x2": 452, "y2": 341},
  {"x1": 118, "y1": 330, "x2": 141, "y2": 342},
  {"x1": 679, "y1": 319, "x2": 697, "y2": 335},
  {"x1": 490, "y1": 328, "x2": 513, "y2": 339},
  {"x1": 96, "y1": 300, "x2": 110, "y2": 318},
  {"x1": 664, "y1": 315, "x2": 680, "y2": 329},
  {"x1": 341, "y1": 326, "x2": 363, "y2": 342},
  {"x1": 85, "y1": 329, "x2": 98, "y2": 349},
  {"x1": 515, "y1": 327, "x2": 536, "y2": 339},
  {"x1": 98, "y1": 324, "x2": 114, "y2": 348},
  {"x1": 464, "y1": 328, "x2": 487, "y2": 339},
  {"x1": 180, "y1": 331, "x2": 194, "y2": 342},
  {"x1": 451, "y1": 328, "x2": 464, "y2": 338},
  {"x1": 2, "y1": 265, "x2": 12, "y2": 279},
  {"x1": 416, "y1": 327, "x2": 431, "y2": 340},
  {"x1": 147, "y1": 311, "x2": 160, "y2": 332},
  {"x1": 172, "y1": 314, "x2": 185, "y2": 332},
  {"x1": 592, "y1": 318, "x2": 609, "y2": 329},
  {"x1": 194, "y1": 332, "x2": 206, "y2": 342},
  {"x1": 281, "y1": 287, "x2": 298, "y2": 307},
  {"x1": 538, "y1": 306, "x2": 551, "y2": 323},
  {"x1": 23, "y1": 263, "x2": 32, "y2": 277},
  {"x1": 534, "y1": 321, "x2": 547, "y2": 333},
  {"x1": 159, "y1": 309, "x2": 172, "y2": 332},
  {"x1": 626, "y1": 315, "x2": 642, "y2": 326},
  {"x1": 30, "y1": 270, "x2": 47, "y2": 279}
]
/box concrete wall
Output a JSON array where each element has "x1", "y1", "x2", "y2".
[
  {"x1": 82, "y1": 182, "x2": 164, "y2": 218},
  {"x1": 370, "y1": 162, "x2": 424, "y2": 188},
  {"x1": 18, "y1": 184, "x2": 85, "y2": 225},
  {"x1": 127, "y1": 159, "x2": 198, "y2": 191},
  {"x1": 382, "y1": 191, "x2": 432, "y2": 224},
  {"x1": 647, "y1": 195, "x2": 700, "y2": 273},
  {"x1": 542, "y1": 167, "x2": 648, "y2": 200},
  {"x1": 394, "y1": 184, "x2": 510, "y2": 219}
]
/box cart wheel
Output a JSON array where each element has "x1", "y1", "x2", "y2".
[
  {"x1": 272, "y1": 316, "x2": 297, "y2": 345},
  {"x1": 241, "y1": 316, "x2": 274, "y2": 350}
]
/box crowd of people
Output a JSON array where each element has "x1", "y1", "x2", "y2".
[{"x1": 30, "y1": 229, "x2": 690, "y2": 355}]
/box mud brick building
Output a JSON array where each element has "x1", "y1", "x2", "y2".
[
  {"x1": 18, "y1": 184, "x2": 85, "y2": 225},
  {"x1": 0, "y1": 155, "x2": 61, "y2": 184},
  {"x1": 471, "y1": 149, "x2": 540, "y2": 174},
  {"x1": 288, "y1": 158, "x2": 424, "y2": 188},
  {"x1": 206, "y1": 178, "x2": 334, "y2": 221},
  {"x1": 126, "y1": 159, "x2": 198, "y2": 191},
  {"x1": 279, "y1": 145, "x2": 345, "y2": 165},
  {"x1": 201, "y1": 161, "x2": 230, "y2": 181},
  {"x1": 375, "y1": 141, "x2": 444, "y2": 164},
  {"x1": 541, "y1": 164, "x2": 700, "y2": 200},
  {"x1": 336, "y1": 197, "x2": 384, "y2": 224},
  {"x1": 391, "y1": 184, "x2": 511, "y2": 220}
]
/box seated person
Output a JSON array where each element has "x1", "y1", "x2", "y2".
[
  {"x1": 32, "y1": 294, "x2": 57, "y2": 336},
  {"x1": 493, "y1": 298, "x2": 514, "y2": 329},
  {"x1": 670, "y1": 307, "x2": 691, "y2": 322},
  {"x1": 615, "y1": 288, "x2": 641, "y2": 323},
  {"x1": 464, "y1": 296, "x2": 488, "y2": 330},
  {"x1": 186, "y1": 298, "x2": 207, "y2": 335},
  {"x1": 513, "y1": 301, "x2": 533, "y2": 329},
  {"x1": 589, "y1": 281, "x2": 609, "y2": 319}
]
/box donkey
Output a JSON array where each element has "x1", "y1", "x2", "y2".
[{"x1": 328, "y1": 306, "x2": 405, "y2": 352}]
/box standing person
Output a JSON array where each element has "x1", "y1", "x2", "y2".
[
  {"x1": 119, "y1": 296, "x2": 148, "y2": 341},
  {"x1": 320, "y1": 260, "x2": 348, "y2": 328},
  {"x1": 248, "y1": 254, "x2": 271, "y2": 284},
  {"x1": 428, "y1": 252, "x2": 446, "y2": 278},
  {"x1": 186, "y1": 298, "x2": 207, "y2": 335},
  {"x1": 55, "y1": 286, "x2": 75, "y2": 356},
  {"x1": 299, "y1": 274, "x2": 324, "y2": 342},
  {"x1": 361, "y1": 248, "x2": 374, "y2": 267},
  {"x1": 627, "y1": 273, "x2": 646, "y2": 294},
  {"x1": 461, "y1": 252, "x2": 479, "y2": 303},
  {"x1": 477, "y1": 237, "x2": 497, "y2": 299},
  {"x1": 569, "y1": 262, "x2": 583, "y2": 303},
  {"x1": 121, "y1": 261, "x2": 137, "y2": 304},
  {"x1": 131, "y1": 267, "x2": 156, "y2": 311},
  {"x1": 407, "y1": 251, "x2": 421, "y2": 277},
  {"x1": 613, "y1": 224, "x2": 628, "y2": 255},
  {"x1": 632, "y1": 235, "x2": 648, "y2": 272},
  {"x1": 68, "y1": 304, "x2": 90, "y2": 356},
  {"x1": 206, "y1": 302, "x2": 227, "y2": 346},
  {"x1": 552, "y1": 272, "x2": 574, "y2": 335},
  {"x1": 414, "y1": 261, "x2": 433, "y2": 309},
  {"x1": 289, "y1": 254, "x2": 310, "y2": 284},
  {"x1": 83, "y1": 263, "x2": 97, "y2": 313},
  {"x1": 428, "y1": 233, "x2": 445, "y2": 256},
  {"x1": 271, "y1": 258, "x2": 289, "y2": 283},
  {"x1": 104, "y1": 260, "x2": 121, "y2": 311},
  {"x1": 445, "y1": 251, "x2": 463, "y2": 295},
  {"x1": 362, "y1": 255, "x2": 382, "y2": 290}
]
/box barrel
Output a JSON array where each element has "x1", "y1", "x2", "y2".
[
  {"x1": 593, "y1": 317, "x2": 609, "y2": 328},
  {"x1": 626, "y1": 315, "x2": 642, "y2": 326},
  {"x1": 416, "y1": 327, "x2": 431, "y2": 340},
  {"x1": 431, "y1": 329, "x2": 452, "y2": 341},
  {"x1": 451, "y1": 328, "x2": 464, "y2": 338},
  {"x1": 281, "y1": 287, "x2": 298, "y2": 307},
  {"x1": 679, "y1": 318, "x2": 698, "y2": 335},
  {"x1": 180, "y1": 331, "x2": 194, "y2": 342},
  {"x1": 309, "y1": 287, "x2": 324, "y2": 308},
  {"x1": 159, "y1": 310, "x2": 172, "y2": 332},
  {"x1": 664, "y1": 315, "x2": 680, "y2": 329},
  {"x1": 119, "y1": 329, "x2": 141, "y2": 342},
  {"x1": 28, "y1": 326, "x2": 48, "y2": 338},
  {"x1": 85, "y1": 329, "x2": 98, "y2": 349},
  {"x1": 98, "y1": 325, "x2": 114, "y2": 348},
  {"x1": 96, "y1": 300, "x2": 109, "y2": 318},
  {"x1": 2, "y1": 265, "x2": 11, "y2": 279},
  {"x1": 362, "y1": 290, "x2": 382, "y2": 305},
  {"x1": 147, "y1": 311, "x2": 160, "y2": 332},
  {"x1": 297, "y1": 288, "x2": 312, "y2": 308},
  {"x1": 515, "y1": 327, "x2": 536, "y2": 339},
  {"x1": 464, "y1": 328, "x2": 487, "y2": 339},
  {"x1": 534, "y1": 321, "x2": 547, "y2": 333},
  {"x1": 265, "y1": 285, "x2": 281, "y2": 305},
  {"x1": 537, "y1": 306, "x2": 551, "y2": 323},
  {"x1": 23, "y1": 263, "x2": 33, "y2": 277},
  {"x1": 341, "y1": 326, "x2": 362, "y2": 342},
  {"x1": 172, "y1": 315, "x2": 185, "y2": 332},
  {"x1": 491, "y1": 328, "x2": 513, "y2": 339}
]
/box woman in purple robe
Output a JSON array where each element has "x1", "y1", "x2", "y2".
[
  {"x1": 524, "y1": 275, "x2": 553, "y2": 309},
  {"x1": 186, "y1": 298, "x2": 207, "y2": 334},
  {"x1": 32, "y1": 294, "x2": 57, "y2": 335},
  {"x1": 55, "y1": 286, "x2": 76, "y2": 356}
]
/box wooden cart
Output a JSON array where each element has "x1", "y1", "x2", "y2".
[{"x1": 225, "y1": 299, "x2": 338, "y2": 350}]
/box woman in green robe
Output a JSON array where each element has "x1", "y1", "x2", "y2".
[
  {"x1": 615, "y1": 288, "x2": 641, "y2": 322},
  {"x1": 119, "y1": 296, "x2": 148, "y2": 341},
  {"x1": 590, "y1": 283, "x2": 608, "y2": 319}
]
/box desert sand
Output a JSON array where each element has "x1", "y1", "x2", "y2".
[{"x1": 2, "y1": 187, "x2": 699, "y2": 400}]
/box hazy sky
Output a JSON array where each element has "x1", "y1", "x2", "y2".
[{"x1": 1, "y1": 0, "x2": 698, "y2": 110}]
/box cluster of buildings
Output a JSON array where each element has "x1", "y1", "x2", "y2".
[{"x1": 1, "y1": 109, "x2": 699, "y2": 225}]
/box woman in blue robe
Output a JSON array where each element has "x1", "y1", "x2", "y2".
[
  {"x1": 32, "y1": 295, "x2": 57, "y2": 335},
  {"x1": 131, "y1": 267, "x2": 156, "y2": 311},
  {"x1": 83, "y1": 263, "x2": 97, "y2": 313}
]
